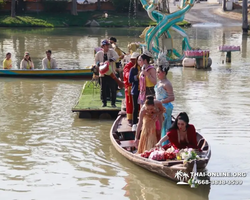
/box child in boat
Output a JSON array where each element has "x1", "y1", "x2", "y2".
[
  {"x1": 134, "y1": 95, "x2": 165, "y2": 154},
  {"x1": 20, "y1": 52, "x2": 34, "y2": 70},
  {"x1": 156, "y1": 112, "x2": 200, "y2": 150},
  {"x1": 3, "y1": 52, "x2": 12, "y2": 69}
]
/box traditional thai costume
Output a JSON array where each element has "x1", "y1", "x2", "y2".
[
  {"x1": 137, "y1": 111, "x2": 158, "y2": 154},
  {"x1": 154, "y1": 82, "x2": 173, "y2": 145},
  {"x1": 167, "y1": 124, "x2": 199, "y2": 150},
  {"x1": 138, "y1": 65, "x2": 155, "y2": 105},
  {"x1": 123, "y1": 61, "x2": 134, "y2": 121},
  {"x1": 129, "y1": 65, "x2": 140, "y2": 125}
]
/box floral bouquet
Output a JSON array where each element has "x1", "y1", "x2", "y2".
[
  {"x1": 177, "y1": 148, "x2": 200, "y2": 161},
  {"x1": 140, "y1": 146, "x2": 177, "y2": 161},
  {"x1": 176, "y1": 148, "x2": 200, "y2": 167}
]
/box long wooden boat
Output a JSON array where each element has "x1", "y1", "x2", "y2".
[
  {"x1": 0, "y1": 68, "x2": 93, "y2": 79},
  {"x1": 110, "y1": 113, "x2": 211, "y2": 183}
]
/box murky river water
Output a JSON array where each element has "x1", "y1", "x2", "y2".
[{"x1": 0, "y1": 26, "x2": 250, "y2": 200}]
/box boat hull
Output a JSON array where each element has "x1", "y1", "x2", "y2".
[
  {"x1": 0, "y1": 69, "x2": 93, "y2": 79},
  {"x1": 110, "y1": 114, "x2": 211, "y2": 182}
]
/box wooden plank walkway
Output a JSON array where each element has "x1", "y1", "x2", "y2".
[{"x1": 72, "y1": 81, "x2": 125, "y2": 118}]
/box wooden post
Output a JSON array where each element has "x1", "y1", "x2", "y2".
[
  {"x1": 242, "y1": 34, "x2": 247, "y2": 58},
  {"x1": 226, "y1": 51, "x2": 231, "y2": 63},
  {"x1": 242, "y1": 0, "x2": 248, "y2": 34},
  {"x1": 223, "y1": 0, "x2": 226, "y2": 11},
  {"x1": 71, "y1": 0, "x2": 78, "y2": 15},
  {"x1": 11, "y1": 0, "x2": 16, "y2": 17}
]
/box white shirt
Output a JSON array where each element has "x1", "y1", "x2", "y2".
[
  {"x1": 42, "y1": 57, "x2": 57, "y2": 69},
  {"x1": 95, "y1": 49, "x2": 119, "y2": 77},
  {"x1": 20, "y1": 59, "x2": 34, "y2": 70}
]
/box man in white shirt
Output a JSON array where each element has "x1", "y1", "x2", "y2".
[
  {"x1": 95, "y1": 39, "x2": 119, "y2": 108},
  {"x1": 42, "y1": 50, "x2": 58, "y2": 69}
]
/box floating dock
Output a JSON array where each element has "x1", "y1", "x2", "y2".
[{"x1": 72, "y1": 81, "x2": 125, "y2": 118}]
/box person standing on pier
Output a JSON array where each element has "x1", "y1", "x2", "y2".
[
  {"x1": 109, "y1": 37, "x2": 125, "y2": 97},
  {"x1": 95, "y1": 39, "x2": 119, "y2": 107},
  {"x1": 123, "y1": 52, "x2": 140, "y2": 125}
]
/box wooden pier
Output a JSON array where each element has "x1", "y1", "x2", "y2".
[{"x1": 72, "y1": 81, "x2": 125, "y2": 119}]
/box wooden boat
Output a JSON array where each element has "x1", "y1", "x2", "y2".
[
  {"x1": 110, "y1": 113, "x2": 211, "y2": 182},
  {"x1": 0, "y1": 68, "x2": 93, "y2": 79}
]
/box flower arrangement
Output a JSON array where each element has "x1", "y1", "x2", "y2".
[
  {"x1": 140, "y1": 147, "x2": 200, "y2": 162},
  {"x1": 176, "y1": 148, "x2": 200, "y2": 166},
  {"x1": 140, "y1": 147, "x2": 177, "y2": 161}
]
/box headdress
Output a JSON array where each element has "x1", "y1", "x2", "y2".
[
  {"x1": 157, "y1": 51, "x2": 169, "y2": 71},
  {"x1": 142, "y1": 50, "x2": 153, "y2": 58}
]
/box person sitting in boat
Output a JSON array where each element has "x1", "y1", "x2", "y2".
[
  {"x1": 3, "y1": 52, "x2": 12, "y2": 69},
  {"x1": 135, "y1": 95, "x2": 165, "y2": 154},
  {"x1": 95, "y1": 39, "x2": 119, "y2": 108},
  {"x1": 154, "y1": 58, "x2": 175, "y2": 143},
  {"x1": 138, "y1": 51, "x2": 157, "y2": 105},
  {"x1": 156, "y1": 112, "x2": 200, "y2": 150},
  {"x1": 42, "y1": 50, "x2": 58, "y2": 70},
  {"x1": 20, "y1": 52, "x2": 34, "y2": 70}
]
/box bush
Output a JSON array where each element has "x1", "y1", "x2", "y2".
[
  {"x1": 0, "y1": 0, "x2": 6, "y2": 10},
  {"x1": 42, "y1": 0, "x2": 68, "y2": 13}
]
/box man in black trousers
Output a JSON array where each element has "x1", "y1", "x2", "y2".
[{"x1": 95, "y1": 39, "x2": 119, "y2": 108}]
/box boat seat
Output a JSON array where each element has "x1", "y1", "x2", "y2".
[{"x1": 120, "y1": 140, "x2": 136, "y2": 148}]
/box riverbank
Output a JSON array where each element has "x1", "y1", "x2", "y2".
[{"x1": 0, "y1": 11, "x2": 191, "y2": 28}]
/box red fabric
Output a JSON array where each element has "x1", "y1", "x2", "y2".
[
  {"x1": 167, "y1": 124, "x2": 199, "y2": 150},
  {"x1": 123, "y1": 62, "x2": 134, "y2": 88},
  {"x1": 125, "y1": 90, "x2": 133, "y2": 117},
  {"x1": 123, "y1": 62, "x2": 134, "y2": 119}
]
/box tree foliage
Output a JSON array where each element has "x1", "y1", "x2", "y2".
[
  {"x1": 0, "y1": 0, "x2": 6, "y2": 10},
  {"x1": 41, "y1": 0, "x2": 68, "y2": 13},
  {"x1": 110, "y1": 0, "x2": 131, "y2": 12}
]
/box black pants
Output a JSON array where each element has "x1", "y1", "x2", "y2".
[
  {"x1": 100, "y1": 75, "x2": 117, "y2": 105},
  {"x1": 132, "y1": 92, "x2": 139, "y2": 125}
]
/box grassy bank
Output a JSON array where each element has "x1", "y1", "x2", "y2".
[{"x1": 0, "y1": 11, "x2": 191, "y2": 27}]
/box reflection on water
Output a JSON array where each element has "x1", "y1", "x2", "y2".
[
  {"x1": 192, "y1": 23, "x2": 222, "y2": 28},
  {"x1": 0, "y1": 27, "x2": 250, "y2": 200}
]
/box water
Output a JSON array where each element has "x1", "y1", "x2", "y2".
[{"x1": 0, "y1": 26, "x2": 250, "y2": 200}]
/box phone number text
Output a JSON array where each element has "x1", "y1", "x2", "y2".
[{"x1": 194, "y1": 180, "x2": 243, "y2": 185}]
